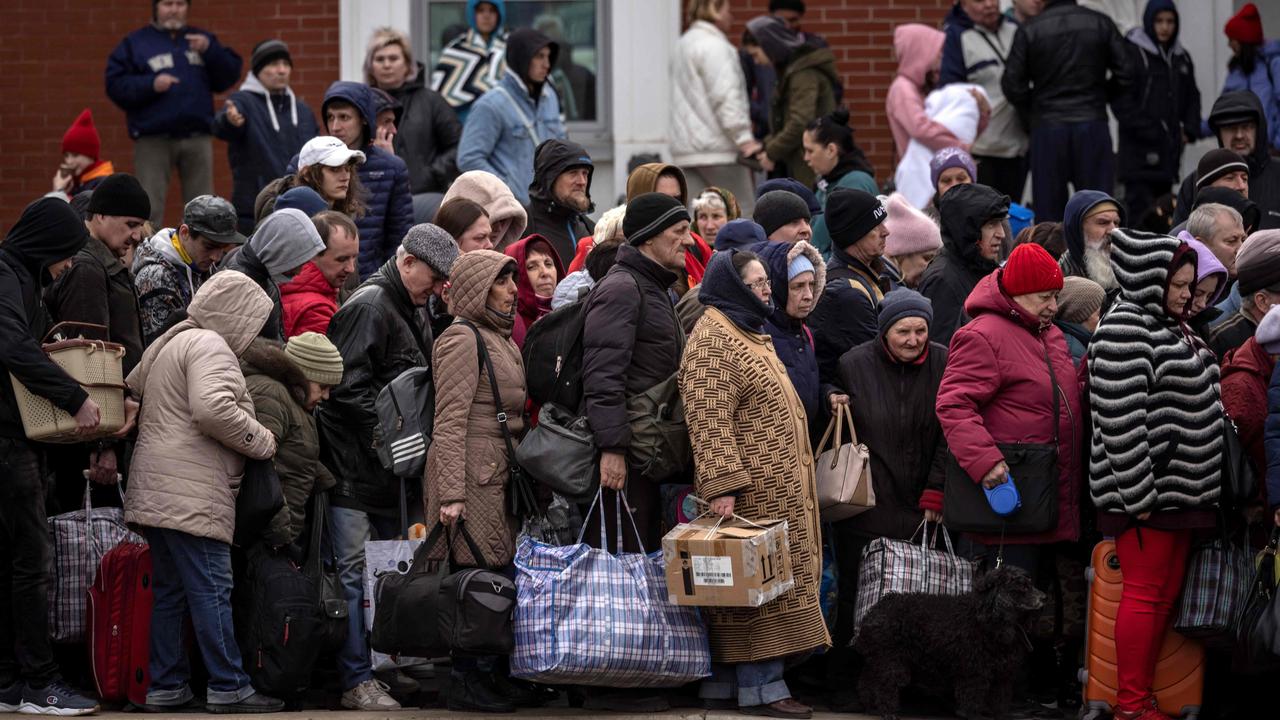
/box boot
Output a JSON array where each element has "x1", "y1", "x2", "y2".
[
  {"x1": 486, "y1": 672, "x2": 557, "y2": 707},
  {"x1": 446, "y1": 671, "x2": 515, "y2": 713}
]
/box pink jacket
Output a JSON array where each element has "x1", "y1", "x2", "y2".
[
  {"x1": 935, "y1": 271, "x2": 1085, "y2": 545},
  {"x1": 886, "y1": 24, "x2": 964, "y2": 161}
]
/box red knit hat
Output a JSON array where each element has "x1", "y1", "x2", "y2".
[
  {"x1": 1001, "y1": 243, "x2": 1064, "y2": 296},
  {"x1": 1225, "y1": 3, "x2": 1264, "y2": 46},
  {"x1": 61, "y1": 109, "x2": 100, "y2": 161}
]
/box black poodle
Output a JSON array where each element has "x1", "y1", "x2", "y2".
[{"x1": 854, "y1": 565, "x2": 1046, "y2": 720}]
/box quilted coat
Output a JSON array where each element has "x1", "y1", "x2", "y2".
[
  {"x1": 669, "y1": 20, "x2": 755, "y2": 168},
  {"x1": 1222, "y1": 336, "x2": 1273, "y2": 475},
  {"x1": 935, "y1": 270, "x2": 1084, "y2": 545},
  {"x1": 125, "y1": 271, "x2": 278, "y2": 545},
  {"x1": 425, "y1": 250, "x2": 526, "y2": 567},
  {"x1": 681, "y1": 299, "x2": 830, "y2": 663}
]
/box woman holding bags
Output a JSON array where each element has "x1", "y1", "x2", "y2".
[{"x1": 681, "y1": 249, "x2": 828, "y2": 718}]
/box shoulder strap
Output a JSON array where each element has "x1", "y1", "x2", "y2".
[
  {"x1": 458, "y1": 319, "x2": 518, "y2": 460},
  {"x1": 491, "y1": 85, "x2": 541, "y2": 148},
  {"x1": 975, "y1": 29, "x2": 1007, "y2": 65},
  {"x1": 1041, "y1": 339, "x2": 1060, "y2": 445}
]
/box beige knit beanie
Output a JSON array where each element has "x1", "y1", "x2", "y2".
[
  {"x1": 1056, "y1": 276, "x2": 1106, "y2": 325},
  {"x1": 285, "y1": 332, "x2": 344, "y2": 386}
]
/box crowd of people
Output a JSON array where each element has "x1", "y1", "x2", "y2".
[{"x1": 5, "y1": 0, "x2": 1280, "y2": 718}]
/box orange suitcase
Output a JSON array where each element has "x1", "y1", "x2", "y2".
[{"x1": 1081, "y1": 540, "x2": 1204, "y2": 719}]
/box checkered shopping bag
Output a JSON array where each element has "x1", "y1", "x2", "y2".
[
  {"x1": 510, "y1": 491, "x2": 710, "y2": 687},
  {"x1": 851, "y1": 521, "x2": 974, "y2": 641},
  {"x1": 1174, "y1": 537, "x2": 1252, "y2": 645}
]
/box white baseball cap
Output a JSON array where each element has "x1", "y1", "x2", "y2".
[{"x1": 298, "y1": 136, "x2": 366, "y2": 170}]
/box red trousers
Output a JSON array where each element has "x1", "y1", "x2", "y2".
[{"x1": 1113, "y1": 526, "x2": 1192, "y2": 712}]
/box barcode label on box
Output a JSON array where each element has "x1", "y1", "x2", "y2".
[{"x1": 692, "y1": 556, "x2": 733, "y2": 586}]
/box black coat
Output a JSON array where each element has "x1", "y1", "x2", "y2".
[
  {"x1": 525, "y1": 139, "x2": 596, "y2": 264},
  {"x1": 583, "y1": 244, "x2": 682, "y2": 453},
  {"x1": 1002, "y1": 0, "x2": 1134, "y2": 128},
  {"x1": 809, "y1": 248, "x2": 888, "y2": 383},
  {"x1": 918, "y1": 183, "x2": 1007, "y2": 347},
  {"x1": 388, "y1": 63, "x2": 462, "y2": 195},
  {"x1": 1174, "y1": 90, "x2": 1280, "y2": 229},
  {"x1": 45, "y1": 238, "x2": 145, "y2": 375},
  {"x1": 836, "y1": 339, "x2": 949, "y2": 540},
  {"x1": 318, "y1": 260, "x2": 431, "y2": 513}
]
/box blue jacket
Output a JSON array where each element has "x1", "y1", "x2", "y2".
[
  {"x1": 1224, "y1": 39, "x2": 1280, "y2": 153},
  {"x1": 105, "y1": 24, "x2": 242, "y2": 139},
  {"x1": 457, "y1": 71, "x2": 566, "y2": 205},
  {"x1": 291, "y1": 82, "x2": 414, "y2": 278},
  {"x1": 213, "y1": 73, "x2": 319, "y2": 232},
  {"x1": 755, "y1": 241, "x2": 824, "y2": 435}
]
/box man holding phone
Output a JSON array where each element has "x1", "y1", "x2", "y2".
[{"x1": 106, "y1": 0, "x2": 242, "y2": 227}]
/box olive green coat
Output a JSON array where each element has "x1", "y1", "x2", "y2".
[{"x1": 765, "y1": 46, "x2": 839, "y2": 189}]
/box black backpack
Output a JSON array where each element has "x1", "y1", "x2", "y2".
[
  {"x1": 233, "y1": 543, "x2": 326, "y2": 699},
  {"x1": 522, "y1": 293, "x2": 590, "y2": 410}
]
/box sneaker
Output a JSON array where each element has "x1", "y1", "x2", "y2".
[
  {"x1": 340, "y1": 679, "x2": 400, "y2": 711},
  {"x1": 374, "y1": 668, "x2": 421, "y2": 696},
  {"x1": 0, "y1": 683, "x2": 21, "y2": 713},
  {"x1": 204, "y1": 691, "x2": 283, "y2": 714},
  {"x1": 1114, "y1": 697, "x2": 1174, "y2": 720},
  {"x1": 17, "y1": 681, "x2": 98, "y2": 717}
]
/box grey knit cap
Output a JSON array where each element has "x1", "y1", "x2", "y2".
[{"x1": 402, "y1": 223, "x2": 460, "y2": 278}]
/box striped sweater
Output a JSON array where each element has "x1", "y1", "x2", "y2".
[{"x1": 1087, "y1": 229, "x2": 1223, "y2": 516}]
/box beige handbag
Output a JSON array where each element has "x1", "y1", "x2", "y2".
[{"x1": 814, "y1": 404, "x2": 875, "y2": 522}]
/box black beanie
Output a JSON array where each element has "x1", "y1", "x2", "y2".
[
  {"x1": 753, "y1": 190, "x2": 811, "y2": 238},
  {"x1": 251, "y1": 39, "x2": 292, "y2": 76},
  {"x1": 86, "y1": 173, "x2": 152, "y2": 220},
  {"x1": 153, "y1": 0, "x2": 189, "y2": 22},
  {"x1": 825, "y1": 187, "x2": 887, "y2": 249},
  {"x1": 624, "y1": 193, "x2": 690, "y2": 246}
]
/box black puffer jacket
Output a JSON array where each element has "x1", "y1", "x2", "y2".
[
  {"x1": 918, "y1": 184, "x2": 1009, "y2": 346},
  {"x1": 1174, "y1": 91, "x2": 1280, "y2": 229},
  {"x1": 582, "y1": 244, "x2": 682, "y2": 453},
  {"x1": 524, "y1": 139, "x2": 596, "y2": 264},
  {"x1": 1002, "y1": 0, "x2": 1134, "y2": 128},
  {"x1": 388, "y1": 62, "x2": 462, "y2": 195},
  {"x1": 318, "y1": 259, "x2": 432, "y2": 514}
]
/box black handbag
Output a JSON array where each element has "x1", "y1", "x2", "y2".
[
  {"x1": 1235, "y1": 528, "x2": 1280, "y2": 673},
  {"x1": 515, "y1": 402, "x2": 597, "y2": 501},
  {"x1": 234, "y1": 457, "x2": 284, "y2": 547},
  {"x1": 1221, "y1": 413, "x2": 1258, "y2": 509},
  {"x1": 943, "y1": 342, "x2": 1060, "y2": 534},
  {"x1": 370, "y1": 520, "x2": 515, "y2": 658},
  {"x1": 302, "y1": 492, "x2": 348, "y2": 652}
]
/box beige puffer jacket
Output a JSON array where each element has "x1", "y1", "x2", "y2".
[{"x1": 125, "y1": 270, "x2": 279, "y2": 544}]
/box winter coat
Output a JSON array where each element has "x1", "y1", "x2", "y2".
[
  {"x1": 1224, "y1": 39, "x2": 1280, "y2": 153},
  {"x1": 886, "y1": 25, "x2": 964, "y2": 162},
  {"x1": 426, "y1": 250, "x2": 525, "y2": 567},
  {"x1": 1055, "y1": 320, "x2": 1092, "y2": 366},
  {"x1": 524, "y1": 139, "x2": 596, "y2": 264},
  {"x1": 940, "y1": 3, "x2": 1028, "y2": 159},
  {"x1": 1175, "y1": 91, "x2": 1280, "y2": 230},
  {"x1": 756, "y1": 241, "x2": 826, "y2": 430},
  {"x1": 318, "y1": 260, "x2": 431, "y2": 515},
  {"x1": 1056, "y1": 190, "x2": 1125, "y2": 290},
  {"x1": 387, "y1": 62, "x2": 462, "y2": 195},
  {"x1": 440, "y1": 170, "x2": 529, "y2": 251},
  {"x1": 681, "y1": 303, "x2": 830, "y2": 663},
  {"x1": 1222, "y1": 336, "x2": 1273, "y2": 475},
  {"x1": 918, "y1": 183, "x2": 1008, "y2": 347},
  {"x1": 212, "y1": 74, "x2": 319, "y2": 232},
  {"x1": 1264, "y1": 362, "x2": 1280, "y2": 509},
  {"x1": 670, "y1": 20, "x2": 755, "y2": 168},
  {"x1": 504, "y1": 235, "x2": 564, "y2": 349},
  {"x1": 133, "y1": 229, "x2": 210, "y2": 345},
  {"x1": 0, "y1": 199, "x2": 90, "y2": 439},
  {"x1": 431, "y1": 0, "x2": 509, "y2": 122},
  {"x1": 1088, "y1": 230, "x2": 1222, "y2": 518},
  {"x1": 837, "y1": 339, "x2": 950, "y2": 540},
  {"x1": 765, "y1": 45, "x2": 838, "y2": 188},
  {"x1": 811, "y1": 161, "x2": 879, "y2": 258},
  {"x1": 936, "y1": 270, "x2": 1084, "y2": 545},
  {"x1": 457, "y1": 72, "x2": 567, "y2": 206},
  {"x1": 279, "y1": 262, "x2": 338, "y2": 338},
  {"x1": 895, "y1": 83, "x2": 987, "y2": 209},
  {"x1": 105, "y1": 24, "x2": 242, "y2": 139},
  {"x1": 45, "y1": 236, "x2": 145, "y2": 375},
  {"x1": 582, "y1": 244, "x2": 683, "y2": 454},
  {"x1": 1209, "y1": 308, "x2": 1258, "y2": 362},
  {"x1": 1114, "y1": 0, "x2": 1202, "y2": 186},
  {"x1": 240, "y1": 338, "x2": 335, "y2": 547},
  {"x1": 809, "y1": 246, "x2": 890, "y2": 382},
  {"x1": 1001, "y1": 0, "x2": 1134, "y2": 128},
  {"x1": 125, "y1": 271, "x2": 277, "y2": 544}
]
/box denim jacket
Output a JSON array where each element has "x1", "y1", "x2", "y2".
[{"x1": 457, "y1": 71, "x2": 566, "y2": 205}]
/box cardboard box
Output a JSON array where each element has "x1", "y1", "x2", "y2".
[{"x1": 661, "y1": 517, "x2": 794, "y2": 607}]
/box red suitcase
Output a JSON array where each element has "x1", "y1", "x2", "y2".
[{"x1": 86, "y1": 542, "x2": 152, "y2": 706}]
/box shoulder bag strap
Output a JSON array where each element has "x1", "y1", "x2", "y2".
[
  {"x1": 458, "y1": 320, "x2": 519, "y2": 461},
  {"x1": 1041, "y1": 339, "x2": 1060, "y2": 445},
  {"x1": 491, "y1": 85, "x2": 541, "y2": 148}
]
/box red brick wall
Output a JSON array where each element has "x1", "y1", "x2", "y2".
[{"x1": 0, "y1": 0, "x2": 340, "y2": 234}]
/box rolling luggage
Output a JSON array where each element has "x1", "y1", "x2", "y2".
[
  {"x1": 86, "y1": 542, "x2": 152, "y2": 706},
  {"x1": 1081, "y1": 540, "x2": 1204, "y2": 719}
]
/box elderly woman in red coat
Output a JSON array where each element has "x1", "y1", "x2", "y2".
[
  {"x1": 1222, "y1": 306, "x2": 1280, "y2": 474},
  {"x1": 935, "y1": 242, "x2": 1085, "y2": 575}
]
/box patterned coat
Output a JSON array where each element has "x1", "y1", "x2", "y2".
[{"x1": 680, "y1": 306, "x2": 830, "y2": 663}]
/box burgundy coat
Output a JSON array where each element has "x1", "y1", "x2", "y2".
[
  {"x1": 1221, "y1": 336, "x2": 1273, "y2": 475},
  {"x1": 936, "y1": 271, "x2": 1085, "y2": 545}
]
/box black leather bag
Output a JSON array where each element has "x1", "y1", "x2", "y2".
[
  {"x1": 515, "y1": 402, "x2": 597, "y2": 501},
  {"x1": 302, "y1": 492, "x2": 348, "y2": 652},
  {"x1": 1236, "y1": 529, "x2": 1280, "y2": 673},
  {"x1": 943, "y1": 343, "x2": 1060, "y2": 535},
  {"x1": 1221, "y1": 414, "x2": 1258, "y2": 510},
  {"x1": 234, "y1": 458, "x2": 284, "y2": 547}
]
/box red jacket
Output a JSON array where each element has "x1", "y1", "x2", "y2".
[
  {"x1": 1222, "y1": 336, "x2": 1273, "y2": 474},
  {"x1": 936, "y1": 271, "x2": 1085, "y2": 545},
  {"x1": 279, "y1": 262, "x2": 338, "y2": 338}
]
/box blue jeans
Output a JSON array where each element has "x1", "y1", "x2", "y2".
[
  {"x1": 699, "y1": 659, "x2": 789, "y2": 707},
  {"x1": 145, "y1": 527, "x2": 253, "y2": 705},
  {"x1": 329, "y1": 507, "x2": 400, "y2": 691}
]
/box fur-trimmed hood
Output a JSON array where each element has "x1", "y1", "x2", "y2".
[
  {"x1": 239, "y1": 337, "x2": 309, "y2": 407},
  {"x1": 754, "y1": 239, "x2": 826, "y2": 325}
]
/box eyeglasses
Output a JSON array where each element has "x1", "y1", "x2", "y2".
[{"x1": 747, "y1": 279, "x2": 771, "y2": 292}]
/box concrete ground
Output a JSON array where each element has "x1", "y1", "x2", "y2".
[{"x1": 94, "y1": 712, "x2": 912, "y2": 719}]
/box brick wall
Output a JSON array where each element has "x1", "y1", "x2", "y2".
[{"x1": 0, "y1": 0, "x2": 340, "y2": 234}]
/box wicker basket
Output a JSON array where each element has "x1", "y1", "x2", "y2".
[{"x1": 10, "y1": 327, "x2": 127, "y2": 443}]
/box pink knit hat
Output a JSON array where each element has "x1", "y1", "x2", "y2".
[{"x1": 883, "y1": 193, "x2": 942, "y2": 257}]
